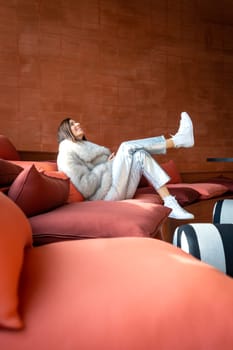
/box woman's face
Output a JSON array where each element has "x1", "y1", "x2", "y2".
[{"x1": 69, "y1": 119, "x2": 85, "y2": 140}]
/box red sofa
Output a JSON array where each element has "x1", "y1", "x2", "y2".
[
  {"x1": 1, "y1": 191, "x2": 233, "y2": 350},
  {"x1": 0, "y1": 135, "x2": 171, "y2": 245},
  {"x1": 1, "y1": 134, "x2": 233, "y2": 246}
]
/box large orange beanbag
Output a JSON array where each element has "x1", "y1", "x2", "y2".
[{"x1": 0, "y1": 192, "x2": 32, "y2": 329}]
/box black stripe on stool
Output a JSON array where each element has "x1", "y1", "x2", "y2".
[
  {"x1": 176, "y1": 225, "x2": 201, "y2": 260},
  {"x1": 213, "y1": 200, "x2": 223, "y2": 224},
  {"x1": 216, "y1": 224, "x2": 233, "y2": 277}
]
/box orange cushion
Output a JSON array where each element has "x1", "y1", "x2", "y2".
[
  {"x1": 0, "y1": 192, "x2": 32, "y2": 330},
  {"x1": 1, "y1": 238, "x2": 233, "y2": 348},
  {"x1": 0, "y1": 135, "x2": 20, "y2": 160},
  {"x1": 8, "y1": 165, "x2": 70, "y2": 217},
  {"x1": 45, "y1": 171, "x2": 84, "y2": 203}
]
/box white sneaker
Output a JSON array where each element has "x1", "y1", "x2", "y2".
[
  {"x1": 164, "y1": 195, "x2": 194, "y2": 220},
  {"x1": 172, "y1": 112, "x2": 194, "y2": 148}
]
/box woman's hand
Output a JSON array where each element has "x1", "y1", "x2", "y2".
[{"x1": 108, "y1": 152, "x2": 115, "y2": 161}]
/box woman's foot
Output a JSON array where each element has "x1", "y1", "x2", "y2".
[
  {"x1": 164, "y1": 195, "x2": 194, "y2": 219},
  {"x1": 172, "y1": 112, "x2": 194, "y2": 148}
]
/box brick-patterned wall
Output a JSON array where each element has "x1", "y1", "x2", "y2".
[{"x1": 0, "y1": 0, "x2": 233, "y2": 173}]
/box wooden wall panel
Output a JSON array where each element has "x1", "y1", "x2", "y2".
[{"x1": 0, "y1": 0, "x2": 233, "y2": 173}]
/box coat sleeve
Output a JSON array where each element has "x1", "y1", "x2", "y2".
[
  {"x1": 57, "y1": 142, "x2": 112, "y2": 199},
  {"x1": 67, "y1": 155, "x2": 111, "y2": 199}
]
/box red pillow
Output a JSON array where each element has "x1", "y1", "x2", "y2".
[
  {"x1": 0, "y1": 159, "x2": 23, "y2": 186},
  {"x1": 0, "y1": 192, "x2": 32, "y2": 330},
  {"x1": 204, "y1": 176, "x2": 233, "y2": 193},
  {"x1": 45, "y1": 171, "x2": 84, "y2": 203},
  {"x1": 29, "y1": 200, "x2": 171, "y2": 246},
  {"x1": 161, "y1": 160, "x2": 182, "y2": 184},
  {"x1": 134, "y1": 186, "x2": 199, "y2": 206},
  {"x1": 138, "y1": 160, "x2": 182, "y2": 188},
  {"x1": 8, "y1": 165, "x2": 70, "y2": 217},
  {"x1": 168, "y1": 187, "x2": 200, "y2": 206},
  {"x1": 167, "y1": 183, "x2": 228, "y2": 200}
]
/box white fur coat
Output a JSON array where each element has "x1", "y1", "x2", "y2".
[{"x1": 57, "y1": 139, "x2": 113, "y2": 200}]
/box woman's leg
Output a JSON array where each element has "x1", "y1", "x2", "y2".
[
  {"x1": 104, "y1": 112, "x2": 195, "y2": 219},
  {"x1": 105, "y1": 146, "x2": 193, "y2": 219},
  {"x1": 116, "y1": 111, "x2": 194, "y2": 155},
  {"x1": 109, "y1": 145, "x2": 170, "y2": 199}
]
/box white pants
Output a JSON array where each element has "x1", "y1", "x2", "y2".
[{"x1": 104, "y1": 136, "x2": 170, "y2": 200}]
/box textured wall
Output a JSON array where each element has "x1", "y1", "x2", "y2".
[{"x1": 0, "y1": 0, "x2": 233, "y2": 173}]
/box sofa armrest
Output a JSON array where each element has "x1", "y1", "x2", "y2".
[{"x1": 0, "y1": 135, "x2": 20, "y2": 160}]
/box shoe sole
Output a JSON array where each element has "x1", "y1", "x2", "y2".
[
  {"x1": 181, "y1": 112, "x2": 194, "y2": 147},
  {"x1": 168, "y1": 215, "x2": 195, "y2": 220}
]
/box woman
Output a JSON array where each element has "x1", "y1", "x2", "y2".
[{"x1": 57, "y1": 112, "x2": 195, "y2": 219}]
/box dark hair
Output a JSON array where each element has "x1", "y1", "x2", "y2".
[{"x1": 57, "y1": 118, "x2": 86, "y2": 143}]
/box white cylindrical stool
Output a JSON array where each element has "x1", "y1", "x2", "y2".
[
  {"x1": 173, "y1": 223, "x2": 233, "y2": 277},
  {"x1": 213, "y1": 199, "x2": 233, "y2": 224}
]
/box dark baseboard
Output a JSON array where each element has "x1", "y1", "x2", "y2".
[{"x1": 18, "y1": 150, "x2": 57, "y2": 161}]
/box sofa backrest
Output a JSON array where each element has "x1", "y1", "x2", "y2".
[{"x1": 0, "y1": 135, "x2": 20, "y2": 160}]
